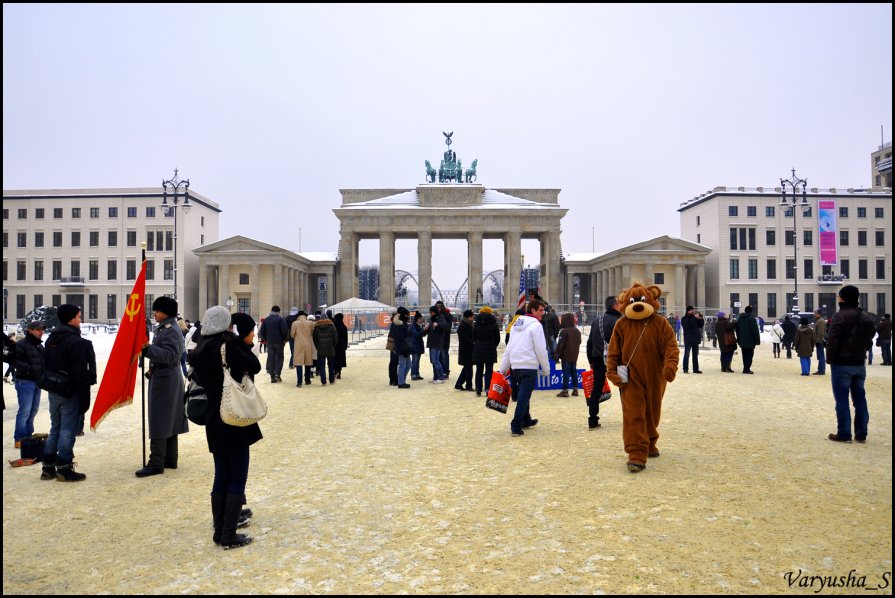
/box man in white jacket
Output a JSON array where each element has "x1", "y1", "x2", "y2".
[{"x1": 499, "y1": 299, "x2": 551, "y2": 436}]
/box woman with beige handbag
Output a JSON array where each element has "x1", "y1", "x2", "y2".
[{"x1": 188, "y1": 306, "x2": 263, "y2": 550}]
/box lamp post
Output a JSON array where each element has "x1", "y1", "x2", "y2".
[
  {"x1": 780, "y1": 168, "x2": 808, "y2": 314},
  {"x1": 226, "y1": 296, "x2": 235, "y2": 313},
  {"x1": 161, "y1": 169, "x2": 191, "y2": 304}
]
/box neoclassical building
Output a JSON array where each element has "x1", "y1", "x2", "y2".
[
  {"x1": 333, "y1": 185, "x2": 567, "y2": 308},
  {"x1": 562, "y1": 236, "x2": 712, "y2": 313}
]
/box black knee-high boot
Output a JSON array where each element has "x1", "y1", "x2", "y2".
[
  {"x1": 211, "y1": 492, "x2": 226, "y2": 544},
  {"x1": 221, "y1": 493, "x2": 253, "y2": 549}
]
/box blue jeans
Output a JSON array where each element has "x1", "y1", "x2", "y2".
[
  {"x1": 397, "y1": 355, "x2": 411, "y2": 385},
  {"x1": 830, "y1": 364, "x2": 869, "y2": 440},
  {"x1": 510, "y1": 369, "x2": 537, "y2": 433},
  {"x1": 411, "y1": 352, "x2": 422, "y2": 378},
  {"x1": 800, "y1": 357, "x2": 811, "y2": 375},
  {"x1": 439, "y1": 347, "x2": 450, "y2": 377},
  {"x1": 881, "y1": 340, "x2": 891, "y2": 365},
  {"x1": 561, "y1": 360, "x2": 578, "y2": 390},
  {"x1": 683, "y1": 344, "x2": 699, "y2": 372},
  {"x1": 45, "y1": 392, "x2": 80, "y2": 461},
  {"x1": 428, "y1": 348, "x2": 445, "y2": 380},
  {"x1": 14, "y1": 379, "x2": 42, "y2": 441},
  {"x1": 815, "y1": 343, "x2": 826, "y2": 373}
]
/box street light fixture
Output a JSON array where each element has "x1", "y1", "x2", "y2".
[
  {"x1": 161, "y1": 169, "x2": 191, "y2": 304},
  {"x1": 780, "y1": 168, "x2": 809, "y2": 314}
]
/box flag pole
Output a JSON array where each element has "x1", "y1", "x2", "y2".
[{"x1": 140, "y1": 243, "x2": 147, "y2": 467}]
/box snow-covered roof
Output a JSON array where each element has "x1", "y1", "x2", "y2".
[{"x1": 339, "y1": 188, "x2": 559, "y2": 209}]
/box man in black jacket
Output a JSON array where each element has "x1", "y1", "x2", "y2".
[
  {"x1": 585, "y1": 295, "x2": 622, "y2": 429},
  {"x1": 13, "y1": 321, "x2": 46, "y2": 448},
  {"x1": 826, "y1": 285, "x2": 876, "y2": 444},
  {"x1": 258, "y1": 306, "x2": 288, "y2": 383},
  {"x1": 40, "y1": 304, "x2": 97, "y2": 482}
]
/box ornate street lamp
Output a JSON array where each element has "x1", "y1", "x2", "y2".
[
  {"x1": 780, "y1": 168, "x2": 809, "y2": 314},
  {"x1": 161, "y1": 169, "x2": 191, "y2": 304}
]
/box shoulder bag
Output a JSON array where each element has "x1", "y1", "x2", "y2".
[
  {"x1": 616, "y1": 322, "x2": 647, "y2": 384},
  {"x1": 219, "y1": 344, "x2": 267, "y2": 427},
  {"x1": 184, "y1": 366, "x2": 208, "y2": 426}
]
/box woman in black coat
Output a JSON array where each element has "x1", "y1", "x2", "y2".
[
  {"x1": 472, "y1": 306, "x2": 501, "y2": 397},
  {"x1": 332, "y1": 313, "x2": 349, "y2": 379},
  {"x1": 189, "y1": 306, "x2": 261, "y2": 550},
  {"x1": 454, "y1": 310, "x2": 475, "y2": 391}
]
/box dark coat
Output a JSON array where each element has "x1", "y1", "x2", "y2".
[
  {"x1": 42, "y1": 324, "x2": 97, "y2": 413},
  {"x1": 715, "y1": 317, "x2": 737, "y2": 353},
  {"x1": 145, "y1": 317, "x2": 187, "y2": 439},
  {"x1": 333, "y1": 314, "x2": 349, "y2": 369},
  {"x1": 312, "y1": 318, "x2": 339, "y2": 358},
  {"x1": 795, "y1": 324, "x2": 815, "y2": 358},
  {"x1": 586, "y1": 308, "x2": 622, "y2": 365},
  {"x1": 259, "y1": 312, "x2": 288, "y2": 345},
  {"x1": 456, "y1": 318, "x2": 474, "y2": 366},
  {"x1": 189, "y1": 332, "x2": 262, "y2": 453},
  {"x1": 410, "y1": 321, "x2": 426, "y2": 355},
  {"x1": 826, "y1": 306, "x2": 876, "y2": 366},
  {"x1": 424, "y1": 313, "x2": 448, "y2": 349},
  {"x1": 781, "y1": 317, "x2": 797, "y2": 344},
  {"x1": 555, "y1": 313, "x2": 582, "y2": 363},
  {"x1": 472, "y1": 312, "x2": 500, "y2": 364},
  {"x1": 681, "y1": 313, "x2": 705, "y2": 345},
  {"x1": 14, "y1": 333, "x2": 45, "y2": 382},
  {"x1": 390, "y1": 314, "x2": 412, "y2": 356},
  {"x1": 736, "y1": 312, "x2": 761, "y2": 350}
]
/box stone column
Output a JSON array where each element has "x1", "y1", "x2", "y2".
[
  {"x1": 339, "y1": 231, "x2": 356, "y2": 301},
  {"x1": 280, "y1": 265, "x2": 288, "y2": 309},
  {"x1": 220, "y1": 263, "x2": 230, "y2": 308},
  {"x1": 504, "y1": 232, "x2": 522, "y2": 311},
  {"x1": 567, "y1": 271, "x2": 577, "y2": 307},
  {"x1": 379, "y1": 232, "x2": 395, "y2": 305},
  {"x1": 418, "y1": 231, "x2": 432, "y2": 309},
  {"x1": 675, "y1": 264, "x2": 685, "y2": 312},
  {"x1": 467, "y1": 231, "x2": 483, "y2": 307},
  {"x1": 198, "y1": 261, "x2": 208, "y2": 316},
  {"x1": 696, "y1": 264, "x2": 706, "y2": 310},
  {"x1": 621, "y1": 264, "x2": 631, "y2": 290},
  {"x1": 539, "y1": 231, "x2": 561, "y2": 304},
  {"x1": 323, "y1": 272, "x2": 332, "y2": 306},
  {"x1": 251, "y1": 263, "x2": 261, "y2": 320},
  {"x1": 643, "y1": 262, "x2": 654, "y2": 287}
]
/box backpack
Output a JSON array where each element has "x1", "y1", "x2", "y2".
[{"x1": 184, "y1": 366, "x2": 208, "y2": 425}]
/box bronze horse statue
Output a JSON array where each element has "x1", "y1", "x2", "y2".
[
  {"x1": 464, "y1": 159, "x2": 478, "y2": 183},
  {"x1": 425, "y1": 160, "x2": 437, "y2": 183}
]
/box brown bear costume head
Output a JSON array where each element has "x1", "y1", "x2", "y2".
[{"x1": 618, "y1": 282, "x2": 662, "y2": 321}]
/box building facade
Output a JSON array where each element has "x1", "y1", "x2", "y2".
[
  {"x1": 678, "y1": 185, "x2": 891, "y2": 319},
  {"x1": 871, "y1": 142, "x2": 892, "y2": 191},
  {"x1": 2, "y1": 188, "x2": 221, "y2": 323}
]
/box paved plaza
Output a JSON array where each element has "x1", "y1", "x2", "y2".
[{"x1": 3, "y1": 335, "x2": 892, "y2": 594}]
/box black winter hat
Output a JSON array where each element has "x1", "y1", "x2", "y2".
[
  {"x1": 230, "y1": 312, "x2": 256, "y2": 340},
  {"x1": 838, "y1": 285, "x2": 859, "y2": 305},
  {"x1": 152, "y1": 296, "x2": 178, "y2": 317},
  {"x1": 57, "y1": 304, "x2": 81, "y2": 325}
]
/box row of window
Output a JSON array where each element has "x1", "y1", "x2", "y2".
[
  {"x1": 2, "y1": 230, "x2": 202, "y2": 250},
  {"x1": 728, "y1": 292, "x2": 887, "y2": 319},
  {"x1": 725, "y1": 206, "x2": 884, "y2": 218},
  {"x1": 4, "y1": 259, "x2": 173, "y2": 282},
  {"x1": 729, "y1": 258, "x2": 886, "y2": 281},
  {"x1": 3, "y1": 206, "x2": 175, "y2": 219},
  {"x1": 8, "y1": 293, "x2": 168, "y2": 321},
  {"x1": 729, "y1": 227, "x2": 886, "y2": 250}
]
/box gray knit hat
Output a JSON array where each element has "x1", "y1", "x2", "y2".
[{"x1": 201, "y1": 305, "x2": 232, "y2": 336}]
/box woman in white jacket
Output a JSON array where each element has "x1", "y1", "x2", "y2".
[{"x1": 498, "y1": 299, "x2": 551, "y2": 437}]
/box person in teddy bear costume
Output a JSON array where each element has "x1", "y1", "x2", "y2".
[{"x1": 605, "y1": 282, "x2": 679, "y2": 473}]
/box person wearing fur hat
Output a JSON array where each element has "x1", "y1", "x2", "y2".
[
  {"x1": 189, "y1": 306, "x2": 262, "y2": 549},
  {"x1": 135, "y1": 296, "x2": 188, "y2": 477},
  {"x1": 826, "y1": 285, "x2": 876, "y2": 444},
  {"x1": 40, "y1": 304, "x2": 97, "y2": 482}
]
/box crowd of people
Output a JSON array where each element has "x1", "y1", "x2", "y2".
[{"x1": 3, "y1": 282, "x2": 889, "y2": 544}]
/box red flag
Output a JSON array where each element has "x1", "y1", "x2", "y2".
[{"x1": 91, "y1": 260, "x2": 148, "y2": 431}]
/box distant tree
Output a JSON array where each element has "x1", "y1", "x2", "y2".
[{"x1": 20, "y1": 305, "x2": 59, "y2": 332}]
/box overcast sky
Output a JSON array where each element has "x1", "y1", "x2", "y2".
[{"x1": 4, "y1": 4, "x2": 892, "y2": 292}]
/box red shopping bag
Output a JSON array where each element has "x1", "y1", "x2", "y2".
[
  {"x1": 581, "y1": 369, "x2": 595, "y2": 399},
  {"x1": 599, "y1": 377, "x2": 612, "y2": 403},
  {"x1": 485, "y1": 371, "x2": 512, "y2": 413}
]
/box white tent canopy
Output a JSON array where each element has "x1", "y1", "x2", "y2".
[{"x1": 325, "y1": 297, "x2": 395, "y2": 312}]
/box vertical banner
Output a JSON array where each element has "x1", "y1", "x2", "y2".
[{"x1": 817, "y1": 200, "x2": 838, "y2": 266}]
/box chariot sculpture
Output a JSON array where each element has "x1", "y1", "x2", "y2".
[{"x1": 424, "y1": 132, "x2": 478, "y2": 184}]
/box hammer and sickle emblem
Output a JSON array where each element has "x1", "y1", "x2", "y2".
[{"x1": 125, "y1": 293, "x2": 141, "y2": 322}]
